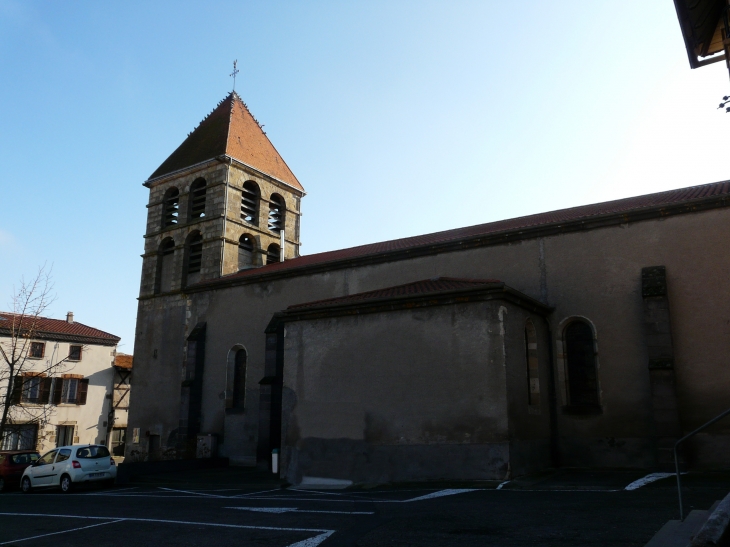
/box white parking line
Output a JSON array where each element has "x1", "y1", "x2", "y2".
[
  {"x1": 624, "y1": 473, "x2": 678, "y2": 491},
  {"x1": 232, "y1": 488, "x2": 285, "y2": 498},
  {"x1": 0, "y1": 512, "x2": 334, "y2": 547},
  {"x1": 0, "y1": 518, "x2": 125, "y2": 545},
  {"x1": 86, "y1": 487, "x2": 138, "y2": 495},
  {"x1": 404, "y1": 489, "x2": 479, "y2": 502},
  {"x1": 157, "y1": 486, "x2": 227, "y2": 498},
  {"x1": 226, "y1": 506, "x2": 374, "y2": 515}
]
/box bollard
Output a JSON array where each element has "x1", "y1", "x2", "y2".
[{"x1": 272, "y1": 448, "x2": 279, "y2": 474}]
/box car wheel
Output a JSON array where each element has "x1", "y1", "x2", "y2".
[
  {"x1": 60, "y1": 474, "x2": 73, "y2": 493},
  {"x1": 0, "y1": 477, "x2": 5, "y2": 492},
  {"x1": 21, "y1": 477, "x2": 31, "y2": 493}
]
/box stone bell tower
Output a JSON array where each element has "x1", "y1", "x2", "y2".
[{"x1": 138, "y1": 91, "x2": 305, "y2": 299}]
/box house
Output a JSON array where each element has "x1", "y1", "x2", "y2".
[
  {"x1": 110, "y1": 353, "x2": 132, "y2": 458},
  {"x1": 0, "y1": 312, "x2": 121, "y2": 453},
  {"x1": 126, "y1": 92, "x2": 730, "y2": 483}
]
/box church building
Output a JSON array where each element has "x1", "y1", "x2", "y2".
[{"x1": 126, "y1": 92, "x2": 730, "y2": 483}]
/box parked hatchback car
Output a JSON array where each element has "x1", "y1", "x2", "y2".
[
  {"x1": 0, "y1": 450, "x2": 40, "y2": 492},
  {"x1": 21, "y1": 444, "x2": 116, "y2": 493}
]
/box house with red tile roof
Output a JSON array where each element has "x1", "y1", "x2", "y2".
[
  {"x1": 0, "y1": 312, "x2": 122, "y2": 455},
  {"x1": 126, "y1": 92, "x2": 730, "y2": 483}
]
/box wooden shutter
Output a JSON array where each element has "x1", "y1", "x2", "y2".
[
  {"x1": 76, "y1": 379, "x2": 89, "y2": 405},
  {"x1": 9, "y1": 375, "x2": 23, "y2": 405},
  {"x1": 52, "y1": 378, "x2": 63, "y2": 405},
  {"x1": 40, "y1": 377, "x2": 53, "y2": 404}
]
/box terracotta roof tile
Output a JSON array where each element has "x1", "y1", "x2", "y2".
[
  {"x1": 149, "y1": 92, "x2": 303, "y2": 190},
  {"x1": 0, "y1": 313, "x2": 120, "y2": 346},
  {"x1": 198, "y1": 179, "x2": 730, "y2": 287},
  {"x1": 288, "y1": 277, "x2": 502, "y2": 310},
  {"x1": 114, "y1": 353, "x2": 133, "y2": 369}
]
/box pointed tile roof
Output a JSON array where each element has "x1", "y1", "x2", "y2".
[{"x1": 149, "y1": 92, "x2": 303, "y2": 190}]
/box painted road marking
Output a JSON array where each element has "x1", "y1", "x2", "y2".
[
  {"x1": 0, "y1": 512, "x2": 334, "y2": 547},
  {"x1": 86, "y1": 487, "x2": 138, "y2": 495},
  {"x1": 404, "y1": 488, "x2": 479, "y2": 502},
  {"x1": 0, "y1": 518, "x2": 125, "y2": 545},
  {"x1": 158, "y1": 486, "x2": 227, "y2": 498},
  {"x1": 496, "y1": 481, "x2": 510, "y2": 490},
  {"x1": 624, "y1": 473, "x2": 678, "y2": 491},
  {"x1": 226, "y1": 506, "x2": 374, "y2": 515}
]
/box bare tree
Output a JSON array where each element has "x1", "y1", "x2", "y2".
[{"x1": 0, "y1": 266, "x2": 83, "y2": 451}]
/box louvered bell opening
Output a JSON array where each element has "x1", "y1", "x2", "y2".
[
  {"x1": 190, "y1": 180, "x2": 207, "y2": 219},
  {"x1": 268, "y1": 195, "x2": 284, "y2": 233},
  {"x1": 241, "y1": 182, "x2": 259, "y2": 224},
  {"x1": 161, "y1": 239, "x2": 175, "y2": 256},
  {"x1": 162, "y1": 189, "x2": 179, "y2": 227},
  {"x1": 188, "y1": 236, "x2": 203, "y2": 273},
  {"x1": 239, "y1": 235, "x2": 254, "y2": 269},
  {"x1": 239, "y1": 235, "x2": 254, "y2": 253},
  {"x1": 266, "y1": 244, "x2": 280, "y2": 265}
]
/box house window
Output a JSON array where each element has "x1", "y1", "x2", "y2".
[
  {"x1": 29, "y1": 342, "x2": 45, "y2": 359},
  {"x1": 18, "y1": 375, "x2": 51, "y2": 405},
  {"x1": 232, "y1": 348, "x2": 247, "y2": 409},
  {"x1": 241, "y1": 181, "x2": 260, "y2": 224},
  {"x1": 189, "y1": 178, "x2": 207, "y2": 220},
  {"x1": 110, "y1": 428, "x2": 126, "y2": 456},
  {"x1": 268, "y1": 194, "x2": 285, "y2": 233},
  {"x1": 57, "y1": 378, "x2": 89, "y2": 405},
  {"x1": 161, "y1": 187, "x2": 180, "y2": 227},
  {"x1": 564, "y1": 320, "x2": 600, "y2": 407},
  {"x1": 238, "y1": 234, "x2": 255, "y2": 269},
  {"x1": 68, "y1": 345, "x2": 82, "y2": 361},
  {"x1": 56, "y1": 425, "x2": 74, "y2": 447},
  {"x1": 266, "y1": 244, "x2": 280, "y2": 265},
  {"x1": 1, "y1": 424, "x2": 38, "y2": 450},
  {"x1": 525, "y1": 319, "x2": 540, "y2": 407},
  {"x1": 22, "y1": 376, "x2": 41, "y2": 403}
]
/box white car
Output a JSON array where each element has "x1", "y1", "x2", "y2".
[{"x1": 21, "y1": 444, "x2": 116, "y2": 493}]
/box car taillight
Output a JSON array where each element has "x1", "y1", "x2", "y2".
[
  {"x1": 109, "y1": 459, "x2": 115, "y2": 466},
  {"x1": 72, "y1": 461, "x2": 81, "y2": 469}
]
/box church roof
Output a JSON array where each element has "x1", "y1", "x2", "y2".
[
  {"x1": 288, "y1": 277, "x2": 502, "y2": 310},
  {"x1": 148, "y1": 92, "x2": 303, "y2": 190},
  {"x1": 188, "y1": 178, "x2": 730, "y2": 291},
  {"x1": 0, "y1": 312, "x2": 121, "y2": 346}
]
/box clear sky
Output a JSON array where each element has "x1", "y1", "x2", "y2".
[{"x1": 0, "y1": 1, "x2": 728, "y2": 350}]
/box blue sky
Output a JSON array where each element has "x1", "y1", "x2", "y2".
[{"x1": 0, "y1": 1, "x2": 728, "y2": 349}]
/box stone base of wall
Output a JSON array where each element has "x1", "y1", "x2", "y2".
[
  {"x1": 688, "y1": 433, "x2": 730, "y2": 468},
  {"x1": 283, "y1": 438, "x2": 513, "y2": 485},
  {"x1": 558, "y1": 437, "x2": 655, "y2": 468},
  {"x1": 510, "y1": 439, "x2": 552, "y2": 477}
]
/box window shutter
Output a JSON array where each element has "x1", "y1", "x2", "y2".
[
  {"x1": 40, "y1": 377, "x2": 53, "y2": 404},
  {"x1": 9, "y1": 375, "x2": 23, "y2": 405},
  {"x1": 76, "y1": 379, "x2": 89, "y2": 405},
  {"x1": 52, "y1": 378, "x2": 63, "y2": 405}
]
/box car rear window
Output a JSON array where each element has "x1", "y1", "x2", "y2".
[
  {"x1": 75, "y1": 446, "x2": 110, "y2": 459},
  {"x1": 11, "y1": 453, "x2": 39, "y2": 465}
]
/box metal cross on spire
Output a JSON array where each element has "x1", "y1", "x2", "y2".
[{"x1": 230, "y1": 60, "x2": 240, "y2": 92}]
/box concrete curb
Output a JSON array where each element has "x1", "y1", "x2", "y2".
[{"x1": 690, "y1": 491, "x2": 730, "y2": 547}]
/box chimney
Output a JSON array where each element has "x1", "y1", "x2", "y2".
[{"x1": 66, "y1": 312, "x2": 74, "y2": 324}]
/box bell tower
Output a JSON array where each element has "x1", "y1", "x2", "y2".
[{"x1": 139, "y1": 92, "x2": 305, "y2": 299}]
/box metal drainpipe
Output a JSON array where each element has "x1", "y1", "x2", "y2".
[{"x1": 220, "y1": 157, "x2": 232, "y2": 276}]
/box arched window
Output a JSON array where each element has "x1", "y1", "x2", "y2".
[
  {"x1": 232, "y1": 348, "x2": 246, "y2": 409},
  {"x1": 184, "y1": 232, "x2": 203, "y2": 285},
  {"x1": 241, "y1": 181, "x2": 259, "y2": 225},
  {"x1": 238, "y1": 234, "x2": 255, "y2": 269},
  {"x1": 564, "y1": 320, "x2": 600, "y2": 407},
  {"x1": 156, "y1": 238, "x2": 175, "y2": 294},
  {"x1": 268, "y1": 194, "x2": 285, "y2": 233},
  {"x1": 225, "y1": 345, "x2": 247, "y2": 411},
  {"x1": 524, "y1": 319, "x2": 540, "y2": 407},
  {"x1": 266, "y1": 243, "x2": 280, "y2": 265},
  {"x1": 189, "y1": 178, "x2": 207, "y2": 220},
  {"x1": 161, "y1": 188, "x2": 179, "y2": 228}
]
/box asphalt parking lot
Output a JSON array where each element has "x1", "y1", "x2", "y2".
[{"x1": 0, "y1": 469, "x2": 729, "y2": 546}]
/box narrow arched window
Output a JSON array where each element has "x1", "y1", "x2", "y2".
[
  {"x1": 189, "y1": 178, "x2": 207, "y2": 220},
  {"x1": 266, "y1": 243, "x2": 280, "y2": 265},
  {"x1": 232, "y1": 348, "x2": 246, "y2": 409},
  {"x1": 238, "y1": 234, "x2": 255, "y2": 269},
  {"x1": 268, "y1": 194, "x2": 285, "y2": 233},
  {"x1": 241, "y1": 181, "x2": 259, "y2": 225},
  {"x1": 524, "y1": 319, "x2": 540, "y2": 407},
  {"x1": 184, "y1": 232, "x2": 203, "y2": 286},
  {"x1": 564, "y1": 320, "x2": 599, "y2": 407},
  {"x1": 156, "y1": 238, "x2": 176, "y2": 294},
  {"x1": 161, "y1": 188, "x2": 179, "y2": 228}
]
